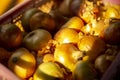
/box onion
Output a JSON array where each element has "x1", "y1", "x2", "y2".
[{"x1": 102, "y1": 0, "x2": 120, "y2": 6}]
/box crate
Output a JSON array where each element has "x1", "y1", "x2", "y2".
[
  {"x1": 0, "y1": 63, "x2": 21, "y2": 80},
  {"x1": 0, "y1": 0, "x2": 120, "y2": 80},
  {"x1": 101, "y1": 52, "x2": 120, "y2": 80},
  {"x1": 0, "y1": 0, "x2": 50, "y2": 25}
]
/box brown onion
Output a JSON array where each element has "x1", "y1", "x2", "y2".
[{"x1": 70, "y1": 0, "x2": 85, "y2": 16}]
